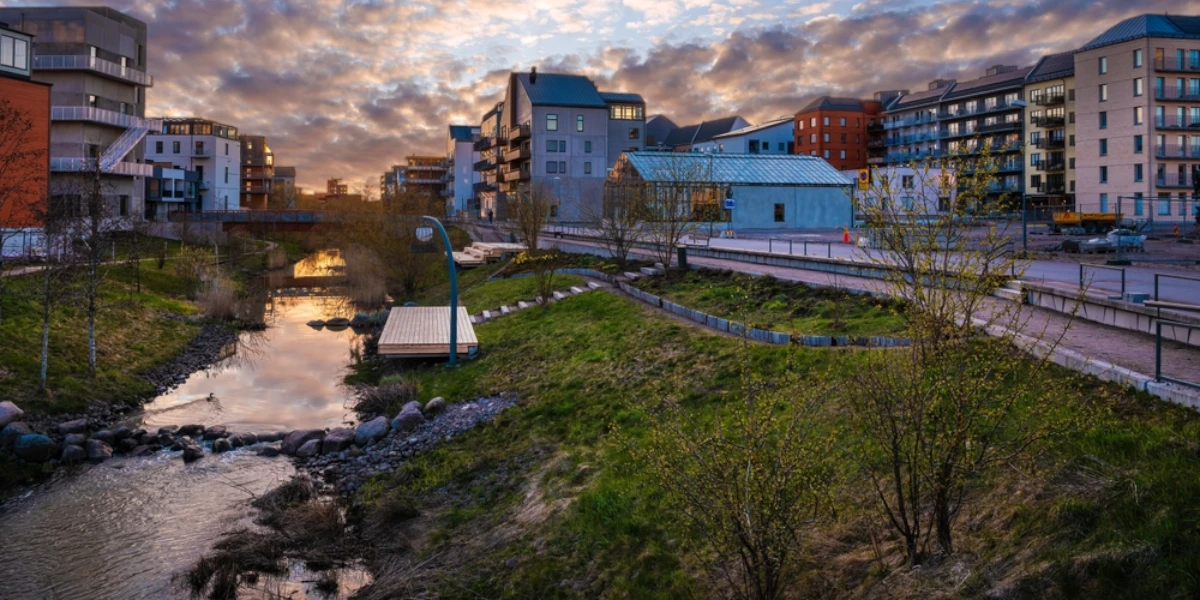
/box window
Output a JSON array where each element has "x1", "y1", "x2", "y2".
[
  {"x1": 576, "y1": 115, "x2": 584, "y2": 132},
  {"x1": 823, "y1": 150, "x2": 830, "y2": 158},
  {"x1": 1159, "y1": 193, "x2": 1173, "y2": 215},
  {"x1": 628, "y1": 127, "x2": 639, "y2": 140},
  {"x1": 840, "y1": 133, "x2": 847, "y2": 143},
  {"x1": 546, "y1": 114, "x2": 558, "y2": 131},
  {"x1": 1134, "y1": 192, "x2": 1143, "y2": 216},
  {"x1": 225, "y1": 143, "x2": 229, "y2": 156},
  {"x1": 584, "y1": 140, "x2": 592, "y2": 153},
  {"x1": 1099, "y1": 166, "x2": 1108, "y2": 183},
  {"x1": 1134, "y1": 106, "x2": 1143, "y2": 125},
  {"x1": 1134, "y1": 164, "x2": 1143, "y2": 182},
  {"x1": 1098, "y1": 56, "x2": 1107, "y2": 74},
  {"x1": 839, "y1": 150, "x2": 846, "y2": 159},
  {"x1": 798, "y1": 121, "x2": 804, "y2": 130},
  {"x1": 1099, "y1": 111, "x2": 1107, "y2": 129},
  {"x1": 1134, "y1": 77, "x2": 1143, "y2": 96},
  {"x1": 119, "y1": 195, "x2": 129, "y2": 217},
  {"x1": 1099, "y1": 84, "x2": 1108, "y2": 102},
  {"x1": 546, "y1": 161, "x2": 557, "y2": 174},
  {"x1": 902, "y1": 175, "x2": 914, "y2": 189},
  {"x1": 609, "y1": 105, "x2": 643, "y2": 120},
  {"x1": 774, "y1": 203, "x2": 785, "y2": 222},
  {"x1": 823, "y1": 117, "x2": 830, "y2": 126},
  {"x1": 155, "y1": 141, "x2": 163, "y2": 154},
  {"x1": 1099, "y1": 138, "x2": 1107, "y2": 156},
  {"x1": 1193, "y1": 50, "x2": 1200, "y2": 69},
  {"x1": 1133, "y1": 48, "x2": 1143, "y2": 68},
  {"x1": 547, "y1": 139, "x2": 557, "y2": 152},
  {"x1": 584, "y1": 161, "x2": 592, "y2": 175},
  {"x1": 172, "y1": 141, "x2": 180, "y2": 154},
  {"x1": 0, "y1": 35, "x2": 28, "y2": 69},
  {"x1": 559, "y1": 161, "x2": 566, "y2": 173},
  {"x1": 810, "y1": 133, "x2": 816, "y2": 143},
  {"x1": 778, "y1": 142, "x2": 785, "y2": 152},
  {"x1": 823, "y1": 133, "x2": 830, "y2": 142},
  {"x1": 88, "y1": 95, "x2": 97, "y2": 108},
  {"x1": 809, "y1": 117, "x2": 816, "y2": 127},
  {"x1": 224, "y1": 167, "x2": 229, "y2": 184},
  {"x1": 839, "y1": 117, "x2": 846, "y2": 126},
  {"x1": 1134, "y1": 135, "x2": 1143, "y2": 153},
  {"x1": 1100, "y1": 193, "x2": 1108, "y2": 213}
]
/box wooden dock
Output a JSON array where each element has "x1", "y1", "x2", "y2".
[
  {"x1": 378, "y1": 306, "x2": 479, "y2": 357},
  {"x1": 454, "y1": 242, "x2": 528, "y2": 267}
]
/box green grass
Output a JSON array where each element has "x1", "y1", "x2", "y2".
[
  {"x1": 348, "y1": 278, "x2": 1200, "y2": 599},
  {"x1": 634, "y1": 268, "x2": 907, "y2": 337}
]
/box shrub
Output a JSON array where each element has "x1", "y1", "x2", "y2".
[
  {"x1": 266, "y1": 247, "x2": 288, "y2": 270},
  {"x1": 197, "y1": 277, "x2": 237, "y2": 320},
  {"x1": 355, "y1": 378, "x2": 418, "y2": 417}
]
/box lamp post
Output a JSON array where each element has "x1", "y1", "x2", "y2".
[{"x1": 418, "y1": 216, "x2": 458, "y2": 366}]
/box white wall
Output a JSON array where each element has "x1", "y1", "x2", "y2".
[
  {"x1": 146, "y1": 133, "x2": 242, "y2": 211},
  {"x1": 691, "y1": 121, "x2": 795, "y2": 154}
]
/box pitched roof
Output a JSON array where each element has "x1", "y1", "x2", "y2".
[
  {"x1": 663, "y1": 123, "x2": 700, "y2": 147},
  {"x1": 1081, "y1": 14, "x2": 1200, "y2": 51},
  {"x1": 599, "y1": 91, "x2": 645, "y2": 104},
  {"x1": 515, "y1": 72, "x2": 606, "y2": 108},
  {"x1": 621, "y1": 151, "x2": 850, "y2": 186},
  {"x1": 799, "y1": 96, "x2": 866, "y2": 112},
  {"x1": 888, "y1": 85, "x2": 952, "y2": 110},
  {"x1": 448, "y1": 125, "x2": 477, "y2": 141},
  {"x1": 941, "y1": 66, "x2": 1032, "y2": 100},
  {"x1": 1026, "y1": 51, "x2": 1075, "y2": 83},
  {"x1": 659, "y1": 116, "x2": 747, "y2": 148},
  {"x1": 711, "y1": 117, "x2": 793, "y2": 140}
]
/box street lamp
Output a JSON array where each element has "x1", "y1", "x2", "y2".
[{"x1": 416, "y1": 216, "x2": 459, "y2": 366}]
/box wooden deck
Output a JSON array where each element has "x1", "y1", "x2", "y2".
[{"x1": 378, "y1": 306, "x2": 479, "y2": 357}]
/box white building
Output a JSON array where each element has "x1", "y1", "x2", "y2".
[
  {"x1": 847, "y1": 165, "x2": 957, "y2": 218},
  {"x1": 444, "y1": 125, "x2": 481, "y2": 216},
  {"x1": 689, "y1": 117, "x2": 796, "y2": 154},
  {"x1": 146, "y1": 118, "x2": 242, "y2": 212}
]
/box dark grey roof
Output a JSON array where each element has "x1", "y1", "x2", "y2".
[
  {"x1": 599, "y1": 92, "x2": 644, "y2": 104},
  {"x1": 663, "y1": 123, "x2": 700, "y2": 147},
  {"x1": 660, "y1": 116, "x2": 746, "y2": 148},
  {"x1": 941, "y1": 66, "x2": 1032, "y2": 100},
  {"x1": 799, "y1": 96, "x2": 866, "y2": 112},
  {"x1": 1026, "y1": 52, "x2": 1075, "y2": 83},
  {"x1": 889, "y1": 85, "x2": 952, "y2": 110},
  {"x1": 448, "y1": 125, "x2": 477, "y2": 141},
  {"x1": 1081, "y1": 14, "x2": 1200, "y2": 51},
  {"x1": 515, "y1": 72, "x2": 606, "y2": 108},
  {"x1": 711, "y1": 117, "x2": 793, "y2": 140},
  {"x1": 274, "y1": 166, "x2": 296, "y2": 178},
  {"x1": 622, "y1": 152, "x2": 850, "y2": 186}
]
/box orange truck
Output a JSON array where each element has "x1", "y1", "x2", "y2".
[{"x1": 1051, "y1": 211, "x2": 1120, "y2": 234}]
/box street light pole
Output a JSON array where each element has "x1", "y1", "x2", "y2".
[{"x1": 422, "y1": 216, "x2": 458, "y2": 367}]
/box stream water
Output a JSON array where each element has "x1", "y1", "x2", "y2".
[{"x1": 0, "y1": 251, "x2": 374, "y2": 599}]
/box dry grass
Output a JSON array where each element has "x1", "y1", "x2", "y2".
[
  {"x1": 265, "y1": 247, "x2": 289, "y2": 270},
  {"x1": 342, "y1": 245, "x2": 389, "y2": 308},
  {"x1": 196, "y1": 278, "x2": 237, "y2": 320},
  {"x1": 355, "y1": 377, "x2": 418, "y2": 418}
]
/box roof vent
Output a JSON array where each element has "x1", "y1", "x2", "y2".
[{"x1": 530, "y1": 67, "x2": 537, "y2": 84}]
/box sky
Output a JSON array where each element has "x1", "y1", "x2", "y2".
[{"x1": 6, "y1": 0, "x2": 1200, "y2": 191}]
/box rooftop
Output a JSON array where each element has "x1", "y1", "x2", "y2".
[
  {"x1": 620, "y1": 151, "x2": 851, "y2": 186},
  {"x1": 941, "y1": 66, "x2": 1032, "y2": 100},
  {"x1": 599, "y1": 91, "x2": 645, "y2": 104},
  {"x1": 1081, "y1": 14, "x2": 1200, "y2": 51},
  {"x1": 711, "y1": 117, "x2": 794, "y2": 140},
  {"x1": 1026, "y1": 51, "x2": 1075, "y2": 83},
  {"x1": 889, "y1": 85, "x2": 952, "y2": 111},
  {"x1": 448, "y1": 124, "x2": 478, "y2": 142},
  {"x1": 515, "y1": 71, "x2": 607, "y2": 108},
  {"x1": 798, "y1": 96, "x2": 868, "y2": 112},
  {"x1": 663, "y1": 116, "x2": 747, "y2": 147}
]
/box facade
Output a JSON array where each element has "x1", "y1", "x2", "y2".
[
  {"x1": 0, "y1": 6, "x2": 157, "y2": 224},
  {"x1": 1075, "y1": 14, "x2": 1200, "y2": 223},
  {"x1": 644, "y1": 115, "x2": 678, "y2": 150},
  {"x1": 794, "y1": 96, "x2": 886, "y2": 170},
  {"x1": 611, "y1": 152, "x2": 853, "y2": 229},
  {"x1": 144, "y1": 164, "x2": 200, "y2": 219},
  {"x1": 403, "y1": 155, "x2": 446, "y2": 201},
  {"x1": 882, "y1": 80, "x2": 954, "y2": 164},
  {"x1": 326, "y1": 178, "x2": 348, "y2": 196},
  {"x1": 937, "y1": 65, "x2": 1030, "y2": 202},
  {"x1": 659, "y1": 116, "x2": 751, "y2": 152},
  {"x1": 474, "y1": 103, "x2": 503, "y2": 218},
  {"x1": 239, "y1": 135, "x2": 273, "y2": 210},
  {"x1": 444, "y1": 124, "x2": 481, "y2": 216},
  {"x1": 145, "y1": 118, "x2": 241, "y2": 212},
  {"x1": 691, "y1": 117, "x2": 795, "y2": 154},
  {"x1": 1024, "y1": 52, "x2": 1077, "y2": 213},
  {"x1": 846, "y1": 166, "x2": 956, "y2": 216},
  {"x1": 494, "y1": 68, "x2": 644, "y2": 220},
  {"x1": 0, "y1": 22, "x2": 52, "y2": 257},
  {"x1": 380, "y1": 164, "x2": 404, "y2": 204}
]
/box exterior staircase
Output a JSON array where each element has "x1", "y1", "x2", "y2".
[{"x1": 99, "y1": 118, "x2": 161, "y2": 173}]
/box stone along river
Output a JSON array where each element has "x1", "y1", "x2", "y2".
[{"x1": 0, "y1": 252, "x2": 373, "y2": 599}]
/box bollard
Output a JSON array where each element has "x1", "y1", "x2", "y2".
[{"x1": 677, "y1": 245, "x2": 688, "y2": 270}]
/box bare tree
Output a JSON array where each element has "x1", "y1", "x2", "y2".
[
  {"x1": 0, "y1": 98, "x2": 48, "y2": 322},
  {"x1": 590, "y1": 180, "x2": 646, "y2": 267},
  {"x1": 507, "y1": 181, "x2": 554, "y2": 251},
  {"x1": 267, "y1": 180, "x2": 298, "y2": 209},
  {"x1": 610, "y1": 153, "x2": 717, "y2": 269},
  {"x1": 32, "y1": 200, "x2": 75, "y2": 393}
]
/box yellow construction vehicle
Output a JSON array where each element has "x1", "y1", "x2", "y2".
[{"x1": 1052, "y1": 211, "x2": 1120, "y2": 234}]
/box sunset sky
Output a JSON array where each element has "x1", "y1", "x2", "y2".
[{"x1": 6, "y1": 0, "x2": 1198, "y2": 191}]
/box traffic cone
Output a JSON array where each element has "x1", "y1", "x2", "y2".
[{"x1": 842, "y1": 226, "x2": 851, "y2": 244}]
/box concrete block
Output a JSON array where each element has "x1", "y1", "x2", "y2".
[
  {"x1": 654, "y1": 262, "x2": 666, "y2": 271},
  {"x1": 640, "y1": 267, "x2": 663, "y2": 276},
  {"x1": 553, "y1": 291, "x2": 569, "y2": 301},
  {"x1": 1123, "y1": 292, "x2": 1149, "y2": 304},
  {"x1": 587, "y1": 281, "x2": 603, "y2": 290},
  {"x1": 518, "y1": 301, "x2": 532, "y2": 310},
  {"x1": 500, "y1": 305, "x2": 512, "y2": 315},
  {"x1": 469, "y1": 315, "x2": 482, "y2": 325},
  {"x1": 623, "y1": 272, "x2": 641, "y2": 280},
  {"x1": 570, "y1": 286, "x2": 586, "y2": 294},
  {"x1": 481, "y1": 311, "x2": 493, "y2": 321}
]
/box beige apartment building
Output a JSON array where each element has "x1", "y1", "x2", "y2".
[
  {"x1": 1024, "y1": 52, "x2": 1077, "y2": 215},
  {"x1": 1075, "y1": 14, "x2": 1200, "y2": 224}
]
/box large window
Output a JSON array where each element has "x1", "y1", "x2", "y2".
[
  {"x1": 546, "y1": 114, "x2": 558, "y2": 131},
  {"x1": 576, "y1": 115, "x2": 584, "y2": 131},
  {"x1": 0, "y1": 34, "x2": 29, "y2": 69},
  {"x1": 609, "y1": 104, "x2": 643, "y2": 120}
]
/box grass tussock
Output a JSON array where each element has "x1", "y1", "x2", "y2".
[
  {"x1": 355, "y1": 377, "x2": 418, "y2": 418},
  {"x1": 196, "y1": 278, "x2": 238, "y2": 320},
  {"x1": 342, "y1": 245, "x2": 389, "y2": 308},
  {"x1": 265, "y1": 247, "x2": 289, "y2": 270}
]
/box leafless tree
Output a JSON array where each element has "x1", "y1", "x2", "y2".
[
  {"x1": 0, "y1": 98, "x2": 48, "y2": 322},
  {"x1": 609, "y1": 153, "x2": 718, "y2": 269},
  {"x1": 590, "y1": 180, "x2": 646, "y2": 267},
  {"x1": 507, "y1": 180, "x2": 554, "y2": 252},
  {"x1": 267, "y1": 179, "x2": 298, "y2": 209},
  {"x1": 32, "y1": 200, "x2": 75, "y2": 393}
]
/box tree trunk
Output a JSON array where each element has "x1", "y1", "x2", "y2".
[
  {"x1": 38, "y1": 269, "x2": 51, "y2": 392},
  {"x1": 935, "y1": 488, "x2": 954, "y2": 556},
  {"x1": 88, "y1": 261, "x2": 97, "y2": 378}
]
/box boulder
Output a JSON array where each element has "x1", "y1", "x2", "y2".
[
  {"x1": 181, "y1": 440, "x2": 204, "y2": 463},
  {"x1": 130, "y1": 445, "x2": 156, "y2": 457},
  {"x1": 61, "y1": 444, "x2": 87, "y2": 464},
  {"x1": 295, "y1": 439, "x2": 321, "y2": 458},
  {"x1": 281, "y1": 430, "x2": 325, "y2": 455},
  {"x1": 322, "y1": 428, "x2": 355, "y2": 454},
  {"x1": 202, "y1": 425, "x2": 228, "y2": 440},
  {"x1": 227, "y1": 434, "x2": 245, "y2": 448},
  {"x1": 157, "y1": 425, "x2": 180, "y2": 436},
  {"x1": 255, "y1": 445, "x2": 281, "y2": 458},
  {"x1": 117, "y1": 438, "x2": 139, "y2": 453},
  {"x1": 13, "y1": 434, "x2": 59, "y2": 463},
  {"x1": 138, "y1": 431, "x2": 159, "y2": 446},
  {"x1": 178, "y1": 424, "x2": 205, "y2": 437},
  {"x1": 402, "y1": 401, "x2": 422, "y2": 414},
  {"x1": 63, "y1": 433, "x2": 87, "y2": 447},
  {"x1": 156, "y1": 432, "x2": 174, "y2": 446},
  {"x1": 424, "y1": 397, "x2": 448, "y2": 416},
  {"x1": 0, "y1": 422, "x2": 34, "y2": 450},
  {"x1": 0, "y1": 401, "x2": 24, "y2": 429},
  {"x1": 390, "y1": 409, "x2": 425, "y2": 434},
  {"x1": 259, "y1": 431, "x2": 287, "y2": 443},
  {"x1": 85, "y1": 439, "x2": 113, "y2": 462},
  {"x1": 241, "y1": 432, "x2": 259, "y2": 445},
  {"x1": 91, "y1": 430, "x2": 115, "y2": 445},
  {"x1": 213, "y1": 438, "x2": 233, "y2": 453},
  {"x1": 354, "y1": 416, "x2": 390, "y2": 447},
  {"x1": 112, "y1": 426, "x2": 133, "y2": 441},
  {"x1": 57, "y1": 419, "x2": 89, "y2": 435}
]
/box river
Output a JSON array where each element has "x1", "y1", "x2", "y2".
[{"x1": 0, "y1": 251, "x2": 373, "y2": 599}]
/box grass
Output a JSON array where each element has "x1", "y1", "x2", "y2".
[
  {"x1": 634, "y1": 268, "x2": 907, "y2": 337},
  {"x1": 342, "y1": 278, "x2": 1200, "y2": 599}
]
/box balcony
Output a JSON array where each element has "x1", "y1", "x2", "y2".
[
  {"x1": 503, "y1": 146, "x2": 531, "y2": 163},
  {"x1": 473, "y1": 181, "x2": 496, "y2": 194},
  {"x1": 473, "y1": 135, "x2": 495, "y2": 151},
  {"x1": 883, "y1": 114, "x2": 935, "y2": 130},
  {"x1": 406, "y1": 177, "x2": 443, "y2": 185},
  {"x1": 32, "y1": 54, "x2": 154, "y2": 86},
  {"x1": 1155, "y1": 86, "x2": 1200, "y2": 102},
  {"x1": 1034, "y1": 94, "x2": 1065, "y2": 106},
  {"x1": 985, "y1": 182, "x2": 1022, "y2": 194},
  {"x1": 1156, "y1": 116, "x2": 1196, "y2": 130},
  {"x1": 502, "y1": 167, "x2": 529, "y2": 183},
  {"x1": 473, "y1": 158, "x2": 495, "y2": 171},
  {"x1": 1034, "y1": 161, "x2": 1065, "y2": 172},
  {"x1": 978, "y1": 120, "x2": 1022, "y2": 133},
  {"x1": 1154, "y1": 57, "x2": 1200, "y2": 73},
  {"x1": 192, "y1": 146, "x2": 211, "y2": 157},
  {"x1": 510, "y1": 122, "x2": 531, "y2": 142},
  {"x1": 197, "y1": 181, "x2": 211, "y2": 191},
  {"x1": 938, "y1": 102, "x2": 1018, "y2": 120},
  {"x1": 1156, "y1": 144, "x2": 1200, "y2": 159},
  {"x1": 1034, "y1": 137, "x2": 1065, "y2": 149},
  {"x1": 50, "y1": 106, "x2": 160, "y2": 130},
  {"x1": 1031, "y1": 115, "x2": 1065, "y2": 128},
  {"x1": 49, "y1": 157, "x2": 153, "y2": 177},
  {"x1": 1034, "y1": 182, "x2": 1067, "y2": 194},
  {"x1": 242, "y1": 185, "x2": 270, "y2": 194},
  {"x1": 1156, "y1": 173, "x2": 1193, "y2": 188}
]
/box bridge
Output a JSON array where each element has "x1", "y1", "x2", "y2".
[{"x1": 168, "y1": 210, "x2": 354, "y2": 232}]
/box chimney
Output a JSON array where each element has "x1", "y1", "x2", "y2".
[
  {"x1": 985, "y1": 65, "x2": 1018, "y2": 76},
  {"x1": 530, "y1": 66, "x2": 537, "y2": 84},
  {"x1": 928, "y1": 79, "x2": 955, "y2": 90}
]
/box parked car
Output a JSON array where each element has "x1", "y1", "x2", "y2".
[{"x1": 1080, "y1": 228, "x2": 1146, "y2": 253}]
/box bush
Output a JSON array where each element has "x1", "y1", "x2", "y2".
[
  {"x1": 197, "y1": 277, "x2": 238, "y2": 320},
  {"x1": 355, "y1": 378, "x2": 418, "y2": 417},
  {"x1": 174, "y1": 246, "x2": 214, "y2": 299},
  {"x1": 266, "y1": 247, "x2": 288, "y2": 270}
]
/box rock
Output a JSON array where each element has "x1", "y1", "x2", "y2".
[
  {"x1": 0, "y1": 401, "x2": 24, "y2": 428},
  {"x1": 85, "y1": 439, "x2": 113, "y2": 462},
  {"x1": 112, "y1": 426, "x2": 133, "y2": 441},
  {"x1": 241, "y1": 432, "x2": 259, "y2": 445},
  {"x1": 424, "y1": 397, "x2": 448, "y2": 416},
  {"x1": 202, "y1": 425, "x2": 228, "y2": 440},
  {"x1": 130, "y1": 445, "x2": 155, "y2": 457},
  {"x1": 325, "y1": 317, "x2": 351, "y2": 328},
  {"x1": 402, "y1": 401, "x2": 422, "y2": 414},
  {"x1": 227, "y1": 434, "x2": 245, "y2": 448},
  {"x1": 57, "y1": 419, "x2": 89, "y2": 435},
  {"x1": 138, "y1": 431, "x2": 159, "y2": 446},
  {"x1": 181, "y1": 440, "x2": 204, "y2": 463},
  {"x1": 61, "y1": 444, "x2": 87, "y2": 464},
  {"x1": 306, "y1": 319, "x2": 325, "y2": 328},
  {"x1": 295, "y1": 439, "x2": 321, "y2": 458},
  {"x1": 91, "y1": 430, "x2": 114, "y2": 445},
  {"x1": 117, "y1": 438, "x2": 139, "y2": 453},
  {"x1": 256, "y1": 445, "x2": 281, "y2": 458},
  {"x1": 347, "y1": 446, "x2": 363, "y2": 458},
  {"x1": 322, "y1": 428, "x2": 355, "y2": 454},
  {"x1": 281, "y1": 430, "x2": 325, "y2": 455},
  {"x1": 0, "y1": 422, "x2": 34, "y2": 450},
  {"x1": 213, "y1": 438, "x2": 232, "y2": 453},
  {"x1": 157, "y1": 425, "x2": 180, "y2": 435},
  {"x1": 178, "y1": 424, "x2": 205, "y2": 437},
  {"x1": 391, "y1": 409, "x2": 425, "y2": 434},
  {"x1": 354, "y1": 416, "x2": 389, "y2": 447},
  {"x1": 13, "y1": 434, "x2": 59, "y2": 463},
  {"x1": 259, "y1": 431, "x2": 287, "y2": 443},
  {"x1": 63, "y1": 433, "x2": 87, "y2": 447},
  {"x1": 157, "y1": 432, "x2": 174, "y2": 446}
]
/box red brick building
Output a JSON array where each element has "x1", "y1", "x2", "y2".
[
  {"x1": 0, "y1": 22, "x2": 51, "y2": 244},
  {"x1": 793, "y1": 97, "x2": 883, "y2": 171}
]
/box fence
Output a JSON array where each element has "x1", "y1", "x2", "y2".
[
  {"x1": 1080, "y1": 263, "x2": 1126, "y2": 297},
  {"x1": 1157, "y1": 321, "x2": 1200, "y2": 389}
]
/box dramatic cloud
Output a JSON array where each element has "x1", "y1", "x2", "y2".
[{"x1": 6, "y1": 0, "x2": 1198, "y2": 190}]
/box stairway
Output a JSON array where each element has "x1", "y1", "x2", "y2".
[{"x1": 99, "y1": 119, "x2": 158, "y2": 173}]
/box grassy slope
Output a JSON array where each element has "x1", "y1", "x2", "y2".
[{"x1": 635, "y1": 268, "x2": 906, "y2": 337}]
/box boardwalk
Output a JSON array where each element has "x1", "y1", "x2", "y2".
[{"x1": 378, "y1": 306, "x2": 478, "y2": 357}]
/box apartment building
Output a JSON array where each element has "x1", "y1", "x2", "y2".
[
  {"x1": 794, "y1": 96, "x2": 887, "y2": 170},
  {"x1": 656, "y1": 116, "x2": 750, "y2": 152},
  {"x1": 239, "y1": 135, "x2": 273, "y2": 210},
  {"x1": 380, "y1": 165, "x2": 405, "y2": 204},
  {"x1": 1075, "y1": 14, "x2": 1200, "y2": 223},
  {"x1": 494, "y1": 68, "x2": 645, "y2": 220},
  {"x1": 326, "y1": 178, "x2": 348, "y2": 196},
  {"x1": 691, "y1": 117, "x2": 794, "y2": 154},
  {"x1": 403, "y1": 155, "x2": 447, "y2": 201},
  {"x1": 882, "y1": 80, "x2": 953, "y2": 164},
  {"x1": 474, "y1": 102, "x2": 504, "y2": 218},
  {"x1": 1024, "y1": 52, "x2": 1077, "y2": 213},
  {"x1": 0, "y1": 6, "x2": 157, "y2": 222},
  {"x1": 144, "y1": 164, "x2": 200, "y2": 217},
  {"x1": 937, "y1": 65, "x2": 1030, "y2": 201},
  {"x1": 0, "y1": 22, "x2": 51, "y2": 257},
  {"x1": 445, "y1": 124, "x2": 481, "y2": 216},
  {"x1": 145, "y1": 118, "x2": 241, "y2": 214}
]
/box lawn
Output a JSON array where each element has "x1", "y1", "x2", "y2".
[
  {"x1": 345, "y1": 279, "x2": 1200, "y2": 599},
  {"x1": 633, "y1": 268, "x2": 908, "y2": 337}
]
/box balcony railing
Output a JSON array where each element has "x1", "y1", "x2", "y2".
[
  {"x1": 1033, "y1": 94, "x2": 1065, "y2": 106},
  {"x1": 473, "y1": 158, "x2": 495, "y2": 171},
  {"x1": 938, "y1": 101, "x2": 1018, "y2": 120},
  {"x1": 1031, "y1": 115, "x2": 1065, "y2": 128},
  {"x1": 1155, "y1": 116, "x2": 1196, "y2": 130},
  {"x1": 406, "y1": 177, "x2": 443, "y2": 185},
  {"x1": 242, "y1": 185, "x2": 270, "y2": 194},
  {"x1": 1034, "y1": 182, "x2": 1067, "y2": 194},
  {"x1": 1034, "y1": 161, "x2": 1065, "y2": 172},
  {"x1": 473, "y1": 135, "x2": 495, "y2": 151},
  {"x1": 473, "y1": 181, "x2": 496, "y2": 194},
  {"x1": 503, "y1": 146, "x2": 531, "y2": 163},
  {"x1": 1156, "y1": 144, "x2": 1200, "y2": 158},
  {"x1": 502, "y1": 167, "x2": 530, "y2": 182},
  {"x1": 1155, "y1": 86, "x2": 1200, "y2": 101},
  {"x1": 1156, "y1": 174, "x2": 1193, "y2": 188},
  {"x1": 32, "y1": 54, "x2": 154, "y2": 86},
  {"x1": 510, "y1": 122, "x2": 531, "y2": 142},
  {"x1": 978, "y1": 120, "x2": 1022, "y2": 133},
  {"x1": 49, "y1": 157, "x2": 154, "y2": 177},
  {"x1": 1154, "y1": 57, "x2": 1200, "y2": 73},
  {"x1": 50, "y1": 106, "x2": 159, "y2": 130},
  {"x1": 985, "y1": 182, "x2": 1023, "y2": 194},
  {"x1": 1034, "y1": 137, "x2": 1065, "y2": 149},
  {"x1": 197, "y1": 181, "x2": 211, "y2": 191},
  {"x1": 192, "y1": 146, "x2": 211, "y2": 157}
]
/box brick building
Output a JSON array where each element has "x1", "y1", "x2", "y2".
[
  {"x1": 793, "y1": 96, "x2": 884, "y2": 171},
  {"x1": 0, "y1": 22, "x2": 51, "y2": 257}
]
